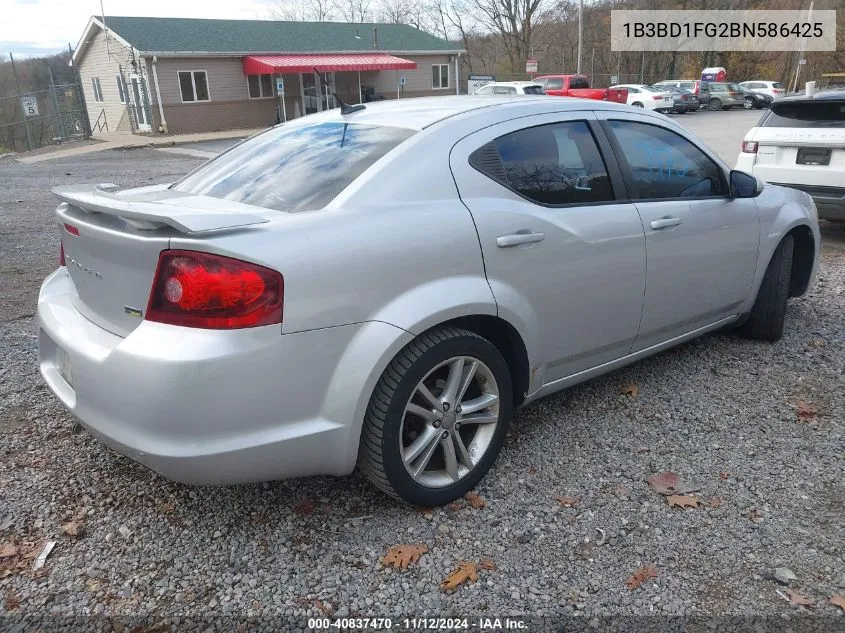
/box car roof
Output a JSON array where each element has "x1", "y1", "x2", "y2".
[
  {"x1": 294, "y1": 95, "x2": 638, "y2": 131},
  {"x1": 774, "y1": 90, "x2": 845, "y2": 103},
  {"x1": 486, "y1": 81, "x2": 542, "y2": 86}
]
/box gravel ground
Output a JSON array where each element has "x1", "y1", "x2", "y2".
[{"x1": 1, "y1": 147, "x2": 844, "y2": 630}]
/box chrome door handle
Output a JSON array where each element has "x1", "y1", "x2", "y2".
[
  {"x1": 650, "y1": 217, "x2": 683, "y2": 230},
  {"x1": 496, "y1": 232, "x2": 545, "y2": 247}
]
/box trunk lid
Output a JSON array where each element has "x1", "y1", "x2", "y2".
[
  {"x1": 750, "y1": 117, "x2": 845, "y2": 187},
  {"x1": 54, "y1": 184, "x2": 272, "y2": 336}
]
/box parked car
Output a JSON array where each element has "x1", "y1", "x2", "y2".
[
  {"x1": 736, "y1": 91, "x2": 845, "y2": 221},
  {"x1": 707, "y1": 83, "x2": 745, "y2": 110},
  {"x1": 39, "y1": 96, "x2": 819, "y2": 506},
  {"x1": 534, "y1": 74, "x2": 628, "y2": 103},
  {"x1": 611, "y1": 84, "x2": 674, "y2": 112},
  {"x1": 739, "y1": 80, "x2": 786, "y2": 100},
  {"x1": 660, "y1": 86, "x2": 700, "y2": 113},
  {"x1": 735, "y1": 85, "x2": 773, "y2": 110},
  {"x1": 654, "y1": 80, "x2": 711, "y2": 108},
  {"x1": 473, "y1": 81, "x2": 545, "y2": 95}
]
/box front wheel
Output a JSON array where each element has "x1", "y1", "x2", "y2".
[
  {"x1": 739, "y1": 235, "x2": 794, "y2": 341},
  {"x1": 709, "y1": 98, "x2": 722, "y2": 111},
  {"x1": 358, "y1": 327, "x2": 513, "y2": 506},
  {"x1": 744, "y1": 98, "x2": 754, "y2": 110},
  {"x1": 632, "y1": 101, "x2": 644, "y2": 108}
]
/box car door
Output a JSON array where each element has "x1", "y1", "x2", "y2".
[
  {"x1": 595, "y1": 112, "x2": 759, "y2": 351},
  {"x1": 449, "y1": 112, "x2": 647, "y2": 385}
]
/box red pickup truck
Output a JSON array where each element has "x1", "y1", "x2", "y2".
[{"x1": 534, "y1": 75, "x2": 628, "y2": 104}]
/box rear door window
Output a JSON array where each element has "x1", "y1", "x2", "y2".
[
  {"x1": 762, "y1": 101, "x2": 845, "y2": 128},
  {"x1": 172, "y1": 122, "x2": 415, "y2": 211},
  {"x1": 608, "y1": 120, "x2": 727, "y2": 199},
  {"x1": 545, "y1": 78, "x2": 563, "y2": 90},
  {"x1": 469, "y1": 121, "x2": 614, "y2": 205},
  {"x1": 570, "y1": 77, "x2": 590, "y2": 89}
]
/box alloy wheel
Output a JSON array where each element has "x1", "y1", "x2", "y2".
[{"x1": 399, "y1": 356, "x2": 500, "y2": 488}]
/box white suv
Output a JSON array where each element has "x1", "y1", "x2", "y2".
[
  {"x1": 736, "y1": 91, "x2": 845, "y2": 221},
  {"x1": 739, "y1": 80, "x2": 786, "y2": 100},
  {"x1": 473, "y1": 81, "x2": 545, "y2": 96}
]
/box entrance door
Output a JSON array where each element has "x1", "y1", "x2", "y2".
[
  {"x1": 320, "y1": 72, "x2": 336, "y2": 110},
  {"x1": 302, "y1": 73, "x2": 319, "y2": 114},
  {"x1": 129, "y1": 75, "x2": 151, "y2": 131}
]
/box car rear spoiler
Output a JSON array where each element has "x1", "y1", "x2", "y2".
[{"x1": 52, "y1": 183, "x2": 270, "y2": 234}]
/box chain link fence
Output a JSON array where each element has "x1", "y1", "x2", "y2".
[{"x1": 0, "y1": 73, "x2": 89, "y2": 153}]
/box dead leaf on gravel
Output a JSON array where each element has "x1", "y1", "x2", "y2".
[
  {"x1": 708, "y1": 497, "x2": 723, "y2": 508},
  {"x1": 553, "y1": 496, "x2": 579, "y2": 508},
  {"x1": 636, "y1": 447, "x2": 650, "y2": 454},
  {"x1": 293, "y1": 497, "x2": 316, "y2": 516},
  {"x1": 620, "y1": 382, "x2": 639, "y2": 397},
  {"x1": 796, "y1": 401, "x2": 817, "y2": 419},
  {"x1": 646, "y1": 472, "x2": 700, "y2": 496},
  {"x1": 747, "y1": 508, "x2": 764, "y2": 523},
  {"x1": 464, "y1": 491, "x2": 486, "y2": 509},
  {"x1": 0, "y1": 543, "x2": 18, "y2": 558},
  {"x1": 830, "y1": 595, "x2": 845, "y2": 612},
  {"x1": 62, "y1": 520, "x2": 84, "y2": 538},
  {"x1": 625, "y1": 565, "x2": 657, "y2": 590},
  {"x1": 440, "y1": 561, "x2": 478, "y2": 592},
  {"x1": 808, "y1": 339, "x2": 825, "y2": 348},
  {"x1": 381, "y1": 544, "x2": 428, "y2": 570},
  {"x1": 4, "y1": 591, "x2": 20, "y2": 611},
  {"x1": 479, "y1": 557, "x2": 497, "y2": 571},
  {"x1": 526, "y1": 467, "x2": 538, "y2": 475},
  {"x1": 158, "y1": 502, "x2": 175, "y2": 514},
  {"x1": 312, "y1": 598, "x2": 333, "y2": 615},
  {"x1": 719, "y1": 471, "x2": 730, "y2": 480},
  {"x1": 446, "y1": 500, "x2": 463, "y2": 511},
  {"x1": 786, "y1": 589, "x2": 814, "y2": 606},
  {"x1": 667, "y1": 495, "x2": 699, "y2": 509}
]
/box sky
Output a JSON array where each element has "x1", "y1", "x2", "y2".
[{"x1": 1, "y1": 0, "x2": 279, "y2": 58}]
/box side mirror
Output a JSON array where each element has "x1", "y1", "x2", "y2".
[{"x1": 730, "y1": 170, "x2": 764, "y2": 198}]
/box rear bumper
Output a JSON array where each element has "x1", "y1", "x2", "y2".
[
  {"x1": 37, "y1": 269, "x2": 406, "y2": 484},
  {"x1": 769, "y1": 183, "x2": 845, "y2": 221}
]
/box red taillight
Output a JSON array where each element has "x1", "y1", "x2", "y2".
[
  {"x1": 146, "y1": 250, "x2": 283, "y2": 329},
  {"x1": 742, "y1": 141, "x2": 758, "y2": 154},
  {"x1": 59, "y1": 241, "x2": 65, "y2": 266},
  {"x1": 64, "y1": 223, "x2": 79, "y2": 236}
]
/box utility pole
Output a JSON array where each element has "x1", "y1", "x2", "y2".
[
  {"x1": 640, "y1": 52, "x2": 645, "y2": 84},
  {"x1": 9, "y1": 53, "x2": 33, "y2": 152},
  {"x1": 576, "y1": 0, "x2": 583, "y2": 74},
  {"x1": 792, "y1": 0, "x2": 813, "y2": 93},
  {"x1": 591, "y1": 48, "x2": 595, "y2": 80}
]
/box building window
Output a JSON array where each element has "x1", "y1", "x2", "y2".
[
  {"x1": 91, "y1": 76, "x2": 103, "y2": 102},
  {"x1": 248, "y1": 74, "x2": 274, "y2": 99},
  {"x1": 116, "y1": 75, "x2": 127, "y2": 104},
  {"x1": 432, "y1": 64, "x2": 449, "y2": 90},
  {"x1": 178, "y1": 70, "x2": 210, "y2": 102}
]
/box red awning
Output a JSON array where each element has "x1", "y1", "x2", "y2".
[{"x1": 243, "y1": 53, "x2": 417, "y2": 74}]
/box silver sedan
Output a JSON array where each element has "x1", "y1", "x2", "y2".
[{"x1": 38, "y1": 96, "x2": 820, "y2": 506}]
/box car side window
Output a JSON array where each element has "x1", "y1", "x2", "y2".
[
  {"x1": 469, "y1": 121, "x2": 614, "y2": 205},
  {"x1": 475, "y1": 85, "x2": 493, "y2": 95},
  {"x1": 545, "y1": 78, "x2": 563, "y2": 90},
  {"x1": 627, "y1": 87, "x2": 640, "y2": 93},
  {"x1": 492, "y1": 86, "x2": 516, "y2": 95},
  {"x1": 608, "y1": 120, "x2": 727, "y2": 199}
]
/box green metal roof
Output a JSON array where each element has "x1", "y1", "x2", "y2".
[{"x1": 101, "y1": 16, "x2": 458, "y2": 54}]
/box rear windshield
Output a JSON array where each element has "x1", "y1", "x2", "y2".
[
  {"x1": 763, "y1": 101, "x2": 845, "y2": 128},
  {"x1": 570, "y1": 77, "x2": 590, "y2": 89},
  {"x1": 172, "y1": 122, "x2": 415, "y2": 212},
  {"x1": 523, "y1": 85, "x2": 545, "y2": 94},
  {"x1": 772, "y1": 82, "x2": 783, "y2": 89}
]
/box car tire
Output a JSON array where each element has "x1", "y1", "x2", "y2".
[
  {"x1": 632, "y1": 102, "x2": 644, "y2": 108},
  {"x1": 739, "y1": 235, "x2": 794, "y2": 342},
  {"x1": 358, "y1": 326, "x2": 513, "y2": 506},
  {"x1": 709, "y1": 98, "x2": 722, "y2": 111},
  {"x1": 744, "y1": 98, "x2": 754, "y2": 109}
]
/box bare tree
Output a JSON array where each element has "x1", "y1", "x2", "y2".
[
  {"x1": 270, "y1": 0, "x2": 335, "y2": 21},
  {"x1": 333, "y1": 0, "x2": 373, "y2": 22},
  {"x1": 470, "y1": 0, "x2": 548, "y2": 72}
]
